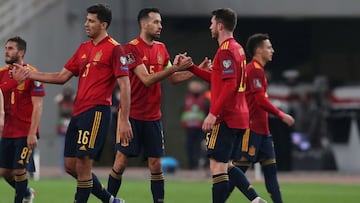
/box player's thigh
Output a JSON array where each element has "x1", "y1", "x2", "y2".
[
  {"x1": 206, "y1": 122, "x2": 238, "y2": 163},
  {"x1": 143, "y1": 120, "x2": 164, "y2": 158}
]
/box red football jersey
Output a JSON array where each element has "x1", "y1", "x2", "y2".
[
  {"x1": 0, "y1": 65, "x2": 45, "y2": 138},
  {"x1": 124, "y1": 37, "x2": 170, "y2": 121},
  {"x1": 64, "y1": 36, "x2": 129, "y2": 116},
  {"x1": 245, "y1": 59, "x2": 283, "y2": 135},
  {"x1": 210, "y1": 38, "x2": 249, "y2": 129}
]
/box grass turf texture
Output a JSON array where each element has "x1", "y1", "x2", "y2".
[{"x1": 0, "y1": 178, "x2": 359, "y2": 202}]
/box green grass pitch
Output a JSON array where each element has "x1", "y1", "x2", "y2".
[{"x1": 0, "y1": 178, "x2": 359, "y2": 202}]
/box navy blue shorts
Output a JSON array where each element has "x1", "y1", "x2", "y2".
[
  {"x1": 64, "y1": 105, "x2": 111, "y2": 161},
  {"x1": 115, "y1": 118, "x2": 164, "y2": 158},
  {"x1": 240, "y1": 129, "x2": 276, "y2": 163},
  {"x1": 205, "y1": 121, "x2": 245, "y2": 163},
  {"x1": 0, "y1": 137, "x2": 33, "y2": 169}
]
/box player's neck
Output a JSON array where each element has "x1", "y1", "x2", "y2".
[
  {"x1": 253, "y1": 56, "x2": 266, "y2": 67},
  {"x1": 140, "y1": 33, "x2": 154, "y2": 45},
  {"x1": 92, "y1": 32, "x2": 108, "y2": 45},
  {"x1": 217, "y1": 32, "x2": 233, "y2": 46}
]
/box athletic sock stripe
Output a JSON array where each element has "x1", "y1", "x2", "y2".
[
  {"x1": 15, "y1": 173, "x2": 28, "y2": 182},
  {"x1": 212, "y1": 174, "x2": 229, "y2": 184},
  {"x1": 110, "y1": 169, "x2": 122, "y2": 180},
  {"x1": 77, "y1": 179, "x2": 93, "y2": 188}
]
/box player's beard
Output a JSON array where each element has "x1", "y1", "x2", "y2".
[
  {"x1": 150, "y1": 33, "x2": 160, "y2": 41},
  {"x1": 5, "y1": 54, "x2": 19, "y2": 65},
  {"x1": 211, "y1": 30, "x2": 219, "y2": 39}
]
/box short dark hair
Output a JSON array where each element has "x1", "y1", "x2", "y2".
[
  {"x1": 137, "y1": 8, "x2": 160, "y2": 26},
  {"x1": 246, "y1": 33, "x2": 270, "y2": 57},
  {"x1": 211, "y1": 8, "x2": 237, "y2": 31},
  {"x1": 87, "y1": 3, "x2": 112, "y2": 28},
  {"x1": 7, "y1": 36, "x2": 27, "y2": 53}
]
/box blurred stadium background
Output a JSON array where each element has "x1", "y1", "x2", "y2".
[{"x1": 1, "y1": 0, "x2": 360, "y2": 177}]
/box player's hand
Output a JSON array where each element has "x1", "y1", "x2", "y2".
[
  {"x1": 27, "y1": 134, "x2": 38, "y2": 149},
  {"x1": 282, "y1": 114, "x2": 295, "y2": 126},
  {"x1": 118, "y1": 119, "x2": 133, "y2": 144},
  {"x1": 11, "y1": 63, "x2": 29, "y2": 83},
  {"x1": 202, "y1": 113, "x2": 217, "y2": 132},
  {"x1": 198, "y1": 57, "x2": 212, "y2": 71},
  {"x1": 174, "y1": 56, "x2": 193, "y2": 71},
  {"x1": 172, "y1": 52, "x2": 188, "y2": 65}
]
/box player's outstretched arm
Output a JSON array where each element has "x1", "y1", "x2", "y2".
[{"x1": 13, "y1": 63, "x2": 73, "y2": 84}]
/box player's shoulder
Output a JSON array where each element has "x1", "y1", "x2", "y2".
[
  {"x1": 0, "y1": 65, "x2": 10, "y2": 72},
  {"x1": 127, "y1": 38, "x2": 140, "y2": 46},
  {"x1": 153, "y1": 40, "x2": 165, "y2": 46},
  {"x1": 107, "y1": 37, "x2": 120, "y2": 46},
  {"x1": 24, "y1": 64, "x2": 39, "y2": 72}
]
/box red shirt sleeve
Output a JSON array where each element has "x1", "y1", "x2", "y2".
[
  {"x1": 209, "y1": 78, "x2": 237, "y2": 116},
  {"x1": 209, "y1": 49, "x2": 238, "y2": 116},
  {"x1": 112, "y1": 45, "x2": 129, "y2": 77},
  {"x1": 189, "y1": 65, "x2": 211, "y2": 82},
  {"x1": 64, "y1": 45, "x2": 82, "y2": 76},
  {"x1": 124, "y1": 44, "x2": 143, "y2": 71},
  {"x1": 247, "y1": 66, "x2": 284, "y2": 118}
]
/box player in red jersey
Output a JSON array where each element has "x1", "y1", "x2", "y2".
[
  {"x1": 188, "y1": 8, "x2": 266, "y2": 203},
  {"x1": 107, "y1": 8, "x2": 193, "y2": 203},
  {"x1": 15, "y1": 4, "x2": 130, "y2": 203},
  {"x1": 229, "y1": 33, "x2": 295, "y2": 203},
  {"x1": 0, "y1": 36, "x2": 44, "y2": 203}
]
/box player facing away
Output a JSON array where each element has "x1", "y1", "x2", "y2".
[
  {"x1": 14, "y1": 4, "x2": 131, "y2": 203},
  {"x1": 228, "y1": 33, "x2": 295, "y2": 203},
  {"x1": 0, "y1": 36, "x2": 45, "y2": 203},
  {"x1": 188, "y1": 8, "x2": 267, "y2": 203},
  {"x1": 107, "y1": 8, "x2": 194, "y2": 203}
]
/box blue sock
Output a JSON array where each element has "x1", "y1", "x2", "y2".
[
  {"x1": 228, "y1": 166, "x2": 258, "y2": 201},
  {"x1": 92, "y1": 173, "x2": 112, "y2": 202},
  {"x1": 262, "y1": 162, "x2": 283, "y2": 203},
  {"x1": 212, "y1": 173, "x2": 229, "y2": 203},
  {"x1": 76, "y1": 179, "x2": 93, "y2": 203},
  {"x1": 151, "y1": 172, "x2": 165, "y2": 203},
  {"x1": 227, "y1": 161, "x2": 251, "y2": 200},
  {"x1": 14, "y1": 173, "x2": 28, "y2": 203},
  {"x1": 107, "y1": 169, "x2": 123, "y2": 196}
]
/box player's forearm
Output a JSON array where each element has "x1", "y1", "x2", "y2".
[
  {"x1": 144, "y1": 67, "x2": 177, "y2": 86},
  {"x1": 29, "y1": 71, "x2": 67, "y2": 84},
  {"x1": 118, "y1": 76, "x2": 131, "y2": 119},
  {"x1": 168, "y1": 71, "x2": 194, "y2": 84},
  {"x1": 29, "y1": 101, "x2": 43, "y2": 136},
  {"x1": 254, "y1": 93, "x2": 284, "y2": 119}
]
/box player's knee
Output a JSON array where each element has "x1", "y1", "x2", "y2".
[{"x1": 148, "y1": 158, "x2": 162, "y2": 173}]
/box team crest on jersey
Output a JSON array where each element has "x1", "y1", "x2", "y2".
[
  {"x1": 93, "y1": 50, "x2": 103, "y2": 62},
  {"x1": 125, "y1": 53, "x2": 135, "y2": 65},
  {"x1": 157, "y1": 54, "x2": 163, "y2": 64},
  {"x1": 222, "y1": 60, "x2": 232, "y2": 69},
  {"x1": 120, "y1": 56, "x2": 127, "y2": 65},
  {"x1": 253, "y1": 78, "x2": 262, "y2": 88},
  {"x1": 34, "y1": 81, "x2": 42, "y2": 87}
]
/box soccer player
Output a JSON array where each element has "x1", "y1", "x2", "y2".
[
  {"x1": 106, "y1": 8, "x2": 194, "y2": 203},
  {"x1": 15, "y1": 4, "x2": 131, "y2": 203},
  {"x1": 0, "y1": 36, "x2": 44, "y2": 203},
  {"x1": 188, "y1": 8, "x2": 267, "y2": 203},
  {"x1": 229, "y1": 33, "x2": 295, "y2": 203}
]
